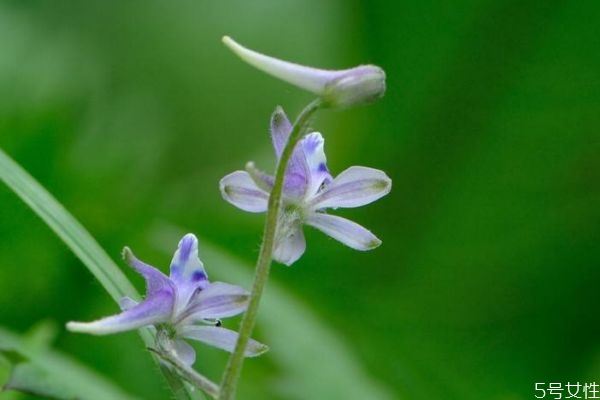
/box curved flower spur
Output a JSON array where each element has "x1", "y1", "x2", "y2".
[
  {"x1": 67, "y1": 234, "x2": 267, "y2": 366},
  {"x1": 222, "y1": 36, "x2": 385, "y2": 109},
  {"x1": 220, "y1": 107, "x2": 392, "y2": 266}
]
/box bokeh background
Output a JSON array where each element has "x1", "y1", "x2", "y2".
[{"x1": 1, "y1": 1, "x2": 599, "y2": 399}]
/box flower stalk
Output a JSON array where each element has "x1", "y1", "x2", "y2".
[
  {"x1": 151, "y1": 346, "x2": 220, "y2": 399},
  {"x1": 219, "y1": 99, "x2": 322, "y2": 399}
]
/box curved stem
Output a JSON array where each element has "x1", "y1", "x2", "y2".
[{"x1": 219, "y1": 99, "x2": 321, "y2": 399}]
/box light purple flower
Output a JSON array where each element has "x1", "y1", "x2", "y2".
[
  {"x1": 222, "y1": 36, "x2": 386, "y2": 109},
  {"x1": 220, "y1": 108, "x2": 392, "y2": 266},
  {"x1": 67, "y1": 234, "x2": 267, "y2": 365}
]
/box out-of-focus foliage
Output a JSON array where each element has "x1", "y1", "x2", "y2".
[
  {"x1": 0, "y1": 322, "x2": 135, "y2": 399},
  {"x1": 0, "y1": 1, "x2": 598, "y2": 399}
]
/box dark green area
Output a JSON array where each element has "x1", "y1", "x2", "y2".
[{"x1": 0, "y1": 1, "x2": 598, "y2": 399}]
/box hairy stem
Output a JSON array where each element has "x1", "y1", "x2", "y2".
[
  {"x1": 219, "y1": 99, "x2": 321, "y2": 399},
  {"x1": 151, "y1": 348, "x2": 220, "y2": 399}
]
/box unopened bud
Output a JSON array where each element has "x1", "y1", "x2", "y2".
[{"x1": 222, "y1": 36, "x2": 386, "y2": 109}]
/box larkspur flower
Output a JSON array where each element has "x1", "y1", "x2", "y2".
[
  {"x1": 67, "y1": 234, "x2": 267, "y2": 366},
  {"x1": 219, "y1": 107, "x2": 392, "y2": 266},
  {"x1": 222, "y1": 36, "x2": 386, "y2": 109}
]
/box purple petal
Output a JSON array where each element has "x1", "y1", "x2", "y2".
[
  {"x1": 300, "y1": 133, "x2": 332, "y2": 198},
  {"x1": 309, "y1": 166, "x2": 391, "y2": 210},
  {"x1": 273, "y1": 226, "x2": 306, "y2": 266},
  {"x1": 245, "y1": 162, "x2": 274, "y2": 192},
  {"x1": 220, "y1": 171, "x2": 269, "y2": 213},
  {"x1": 122, "y1": 247, "x2": 172, "y2": 297},
  {"x1": 283, "y1": 168, "x2": 310, "y2": 198},
  {"x1": 66, "y1": 290, "x2": 174, "y2": 335},
  {"x1": 270, "y1": 107, "x2": 316, "y2": 199},
  {"x1": 178, "y1": 282, "x2": 249, "y2": 323},
  {"x1": 270, "y1": 106, "x2": 293, "y2": 159},
  {"x1": 179, "y1": 325, "x2": 268, "y2": 357},
  {"x1": 169, "y1": 234, "x2": 209, "y2": 284},
  {"x1": 274, "y1": 109, "x2": 311, "y2": 198},
  {"x1": 306, "y1": 213, "x2": 381, "y2": 251},
  {"x1": 169, "y1": 234, "x2": 210, "y2": 313},
  {"x1": 119, "y1": 297, "x2": 138, "y2": 311}
]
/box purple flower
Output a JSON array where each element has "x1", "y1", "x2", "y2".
[
  {"x1": 220, "y1": 108, "x2": 392, "y2": 266},
  {"x1": 222, "y1": 36, "x2": 386, "y2": 109},
  {"x1": 67, "y1": 234, "x2": 267, "y2": 366}
]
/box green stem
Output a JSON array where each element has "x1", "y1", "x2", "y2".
[
  {"x1": 219, "y1": 99, "x2": 321, "y2": 400},
  {"x1": 151, "y1": 348, "x2": 220, "y2": 399}
]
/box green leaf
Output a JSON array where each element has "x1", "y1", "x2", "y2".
[
  {"x1": 0, "y1": 353, "x2": 11, "y2": 387},
  {"x1": 151, "y1": 227, "x2": 395, "y2": 400},
  {"x1": 5, "y1": 363, "x2": 75, "y2": 399},
  {"x1": 0, "y1": 325, "x2": 135, "y2": 400},
  {"x1": 0, "y1": 149, "x2": 202, "y2": 400}
]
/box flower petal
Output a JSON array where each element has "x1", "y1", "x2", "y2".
[
  {"x1": 169, "y1": 234, "x2": 209, "y2": 285},
  {"x1": 220, "y1": 170, "x2": 269, "y2": 213},
  {"x1": 66, "y1": 290, "x2": 174, "y2": 335},
  {"x1": 179, "y1": 326, "x2": 268, "y2": 357},
  {"x1": 118, "y1": 297, "x2": 138, "y2": 311},
  {"x1": 310, "y1": 166, "x2": 391, "y2": 209},
  {"x1": 270, "y1": 107, "x2": 311, "y2": 198},
  {"x1": 300, "y1": 132, "x2": 332, "y2": 198},
  {"x1": 270, "y1": 106, "x2": 293, "y2": 159},
  {"x1": 306, "y1": 213, "x2": 381, "y2": 251},
  {"x1": 169, "y1": 338, "x2": 197, "y2": 367},
  {"x1": 169, "y1": 234, "x2": 210, "y2": 314},
  {"x1": 122, "y1": 247, "x2": 172, "y2": 296},
  {"x1": 245, "y1": 162, "x2": 274, "y2": 192},
  {"x1": 179, "y1": 282, "x2": 249, "y2": 323},
  {"x1": 273, "y1": 226, "x2": 306, "y2": 266}
]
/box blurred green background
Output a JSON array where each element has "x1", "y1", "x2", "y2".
[{"x1": 1, "y1": 1, "x2": 599, "y2": 399}]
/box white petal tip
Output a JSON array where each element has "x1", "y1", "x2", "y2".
[
  {"x1": 221, "y1": 36, "x2": 243, "y2": 57},
  {"x1": 121, "y1": 246, "x2": 134, "y2": 263},
  {"x1": 379, "y1": 177, "x2": 393, "y2": 196},
  {"x1": 180, "y1": 233, "x2": 198, "y2": 245},
  {"x1": 366, "y1": 237, "x2": 382, "y2": 250},
  {"x1": 274, "y1": 257, "x2": 295, "y2": 267},
  {"x1": 66, "y1": 321, "x2": 95, "y2": 334},
  {"x1": 246, "y1": 344, "x2": 269, "y2": 358}
]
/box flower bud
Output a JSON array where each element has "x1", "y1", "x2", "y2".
[
  {"x1": 222, "y1": 36, "x2": 386, "y2": 108},
  {"x1": 321, "y1": 65, "x2": 386, "y2": 108}
]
